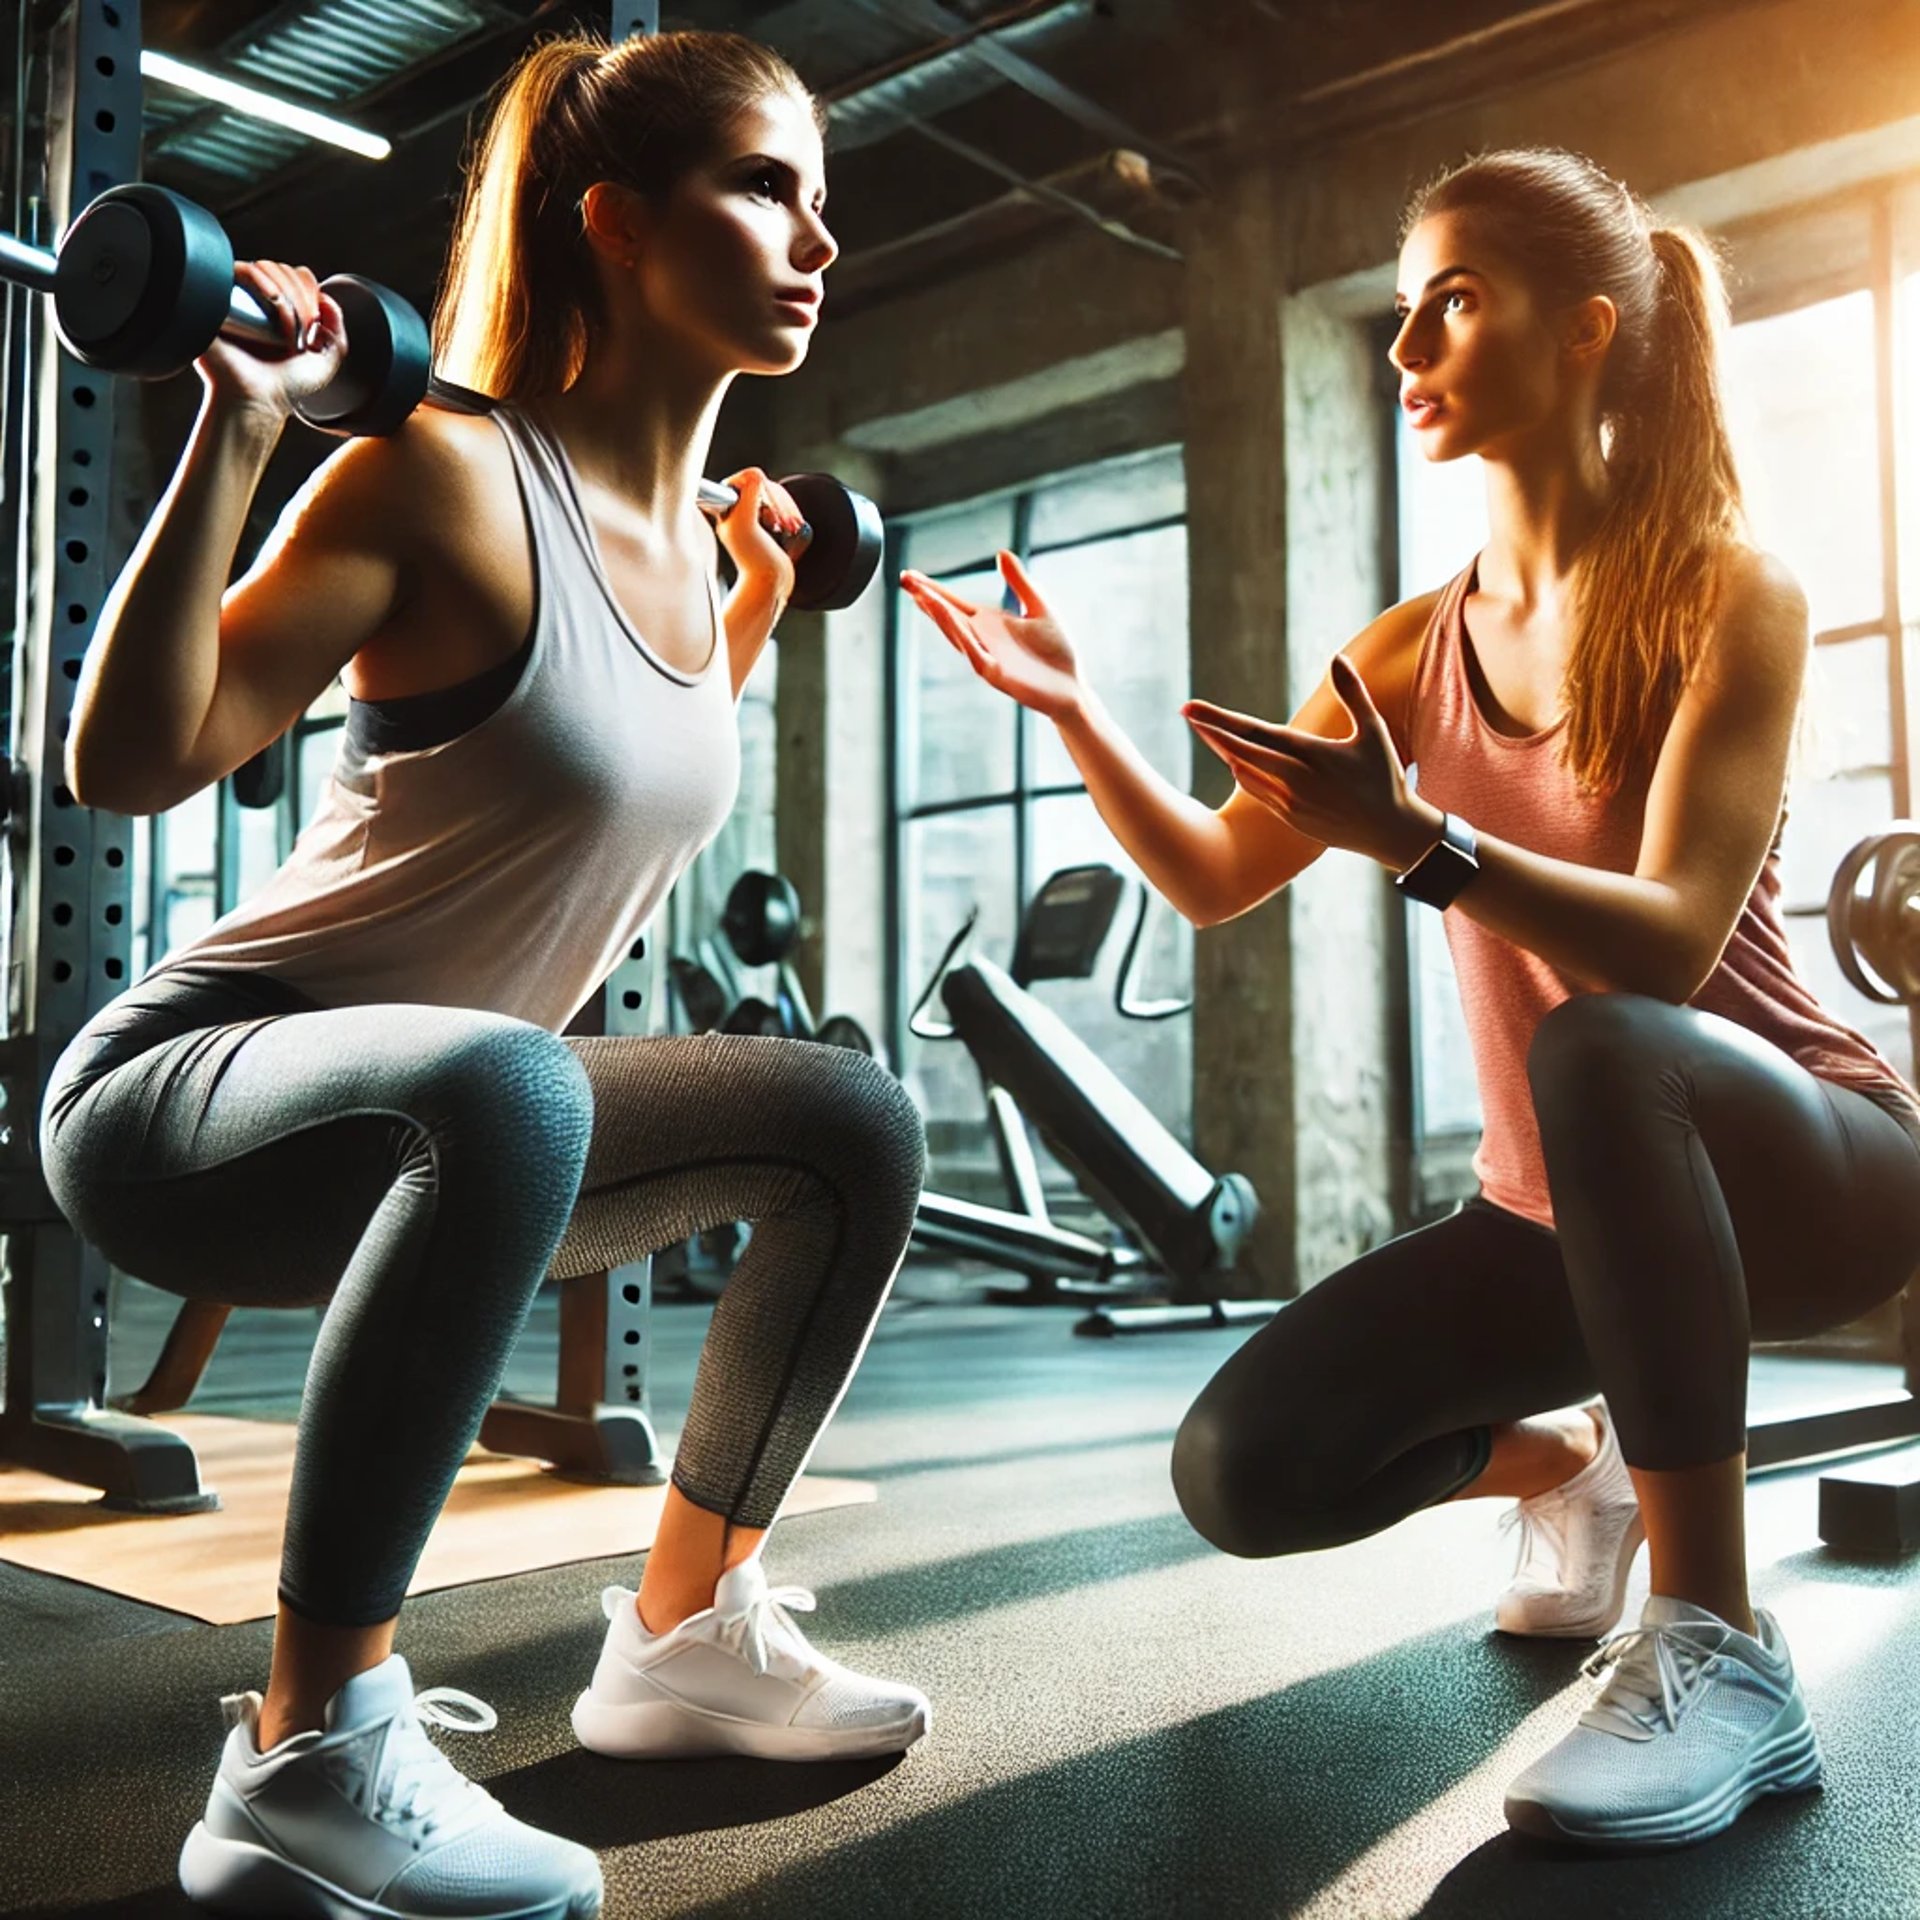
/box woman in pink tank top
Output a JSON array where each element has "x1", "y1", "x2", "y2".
[{"x1": 907, "y1": 148, "x2": 1920, "y2": 1853}]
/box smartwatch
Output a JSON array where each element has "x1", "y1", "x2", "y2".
[{"x1": 1395, "y1": 812, "x2": 1480, "y2": 909}]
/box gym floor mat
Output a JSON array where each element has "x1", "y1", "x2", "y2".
[{"x1": 0, "y1": 1412, "x2": 872, "y2": 1625}]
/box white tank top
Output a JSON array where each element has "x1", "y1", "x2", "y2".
[{"x1": 150, "y1": 404, "x2": 741, "y2": 1032}]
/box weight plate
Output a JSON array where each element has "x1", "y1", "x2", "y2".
[
  {"x1": 780, "y1": 472, "x2": 884, "y2": 613},
  {"x1": 722, "y1": 871, "x2": 801, "y2": 967},
  {"x1": 668, "y1": 958, "x2": 730, "y2": 1034},
  {"x1": 1828, "y1": 827, "x2": 1920, "y2": 1005}
]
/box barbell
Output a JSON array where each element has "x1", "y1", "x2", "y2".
[{"x1": 2, "y1": 183, "x2": 883, "y2": 611}]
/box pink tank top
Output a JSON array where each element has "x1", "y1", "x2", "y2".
[{"x1": 1406, "y1": 559, "x2": 1920, "y2": 1229}]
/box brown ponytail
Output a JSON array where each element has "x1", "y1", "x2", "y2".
[
  {"x1": 432, "y1": 30, "x2": 823, "y2": 402},
  {"x1": 1403, "y1": 152, "x2": 1747, "y2": 794}
]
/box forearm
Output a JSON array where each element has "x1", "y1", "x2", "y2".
[
  {"x1": 1400, "y1": 800, "x2": 1720, "y2": 1002},
  {"x1": 724, "y1": 577, "x2": 783, "y2": 700},
  {"x1": 1054, "y1": 689, "x2": 1252, "y2": 926},
  {"x1": 69, "y1": 394, "x2": 284, "y2": 810}
]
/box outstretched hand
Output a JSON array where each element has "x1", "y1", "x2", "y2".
[
  {"x1": 1184, "y1": 653, "x2": 1439, "y2": 868},
  {"x1": 901, "y1": 552, "x2": 1088, "y2": 724}
]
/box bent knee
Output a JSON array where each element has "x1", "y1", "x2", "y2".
[
  {"x1": 423, "y1": 1019, "x2": 595, "y2": 1164},
  {"x1": 782, "y1": 1044, "x2": 928, "y2": 1195},
  {"x1": 1527, "y1": 992, "x2": 1679, "y2": 1102},
  {"x1": 1172, "y1": 1403, "x2": 1295, "y2": 1559}
]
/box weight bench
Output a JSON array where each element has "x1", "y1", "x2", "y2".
[
  {"x1": 909, "y1": 865, "x2": 1269, "y2": 1334},
  {"x1": 941, "y1": 953, "x2": 1260, "y2": 1321}
]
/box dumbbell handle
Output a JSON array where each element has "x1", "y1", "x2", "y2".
[{"x1": 0, "y1": 227, "x2": 745, "y2": 517}]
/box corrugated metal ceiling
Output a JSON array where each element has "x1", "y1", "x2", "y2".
[{"x1": 143, "y1": 0, "x2": 500, "y2": 181}]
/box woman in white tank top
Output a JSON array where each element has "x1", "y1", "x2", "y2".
[{"x1": 52, "y1": 32, "x2": 929, "y2": 1919}]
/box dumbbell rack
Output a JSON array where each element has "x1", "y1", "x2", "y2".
[{"x1": 0, "y1": 1, "x2": 210, "y2": 1508}]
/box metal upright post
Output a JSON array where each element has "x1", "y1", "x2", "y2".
[
  {"x1": 0, "y1": 0, "x2": 214, "y2": 1508},
  {"x1": 610, "y1": 3, "x2": 661, "y2": 38}
]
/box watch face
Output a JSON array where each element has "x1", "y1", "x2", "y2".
[{"x1": 1399, "y1": 829, "x2": 1478, "y2": 908}]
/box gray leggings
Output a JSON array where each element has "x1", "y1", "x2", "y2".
[
  {"x1": 41, "y1": 965, "x2": 926, "y2": 1626},
  {"x1": 1173, "y1": 992, "x2": 1920, "y2": 1558}
]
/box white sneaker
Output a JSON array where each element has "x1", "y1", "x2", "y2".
[
  {"x1": 1495, "y1": 1401, "x2": 1645, "y2": 1638},
  {"x1": 571, "y1": 1558, "x2": 931, "y2": 1761},
  {"x1": 1504, "y1": 1595, "x2": 1823, "y2": 1849},
  {"x1": 178, "y1": 1654, "x2": 603, "y2": 1919}
]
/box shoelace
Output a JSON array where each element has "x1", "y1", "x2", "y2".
[
  {"x1": 713, "y1": 1582, "x2": 820, "y2": 1678},
  {"x1": 1578, "y1": 1622, "x2": 1728, "y2": 1736},
  {"x1": 374, "y1": 1687, "x2": 499, "y2": 1837},
  {"x1": 1498, "y1": 1497, "x2": 1569, "y2": 1584}
]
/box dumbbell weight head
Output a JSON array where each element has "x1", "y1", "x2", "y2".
[
  {"x1": 722, "y1": 871, "x2": 802, "y2": 967},
  {"x1": 815, "y1": 1014, "x2": 877, "y2": 1056},
  {"x1": 231, "y1": 736, "x2": 288, "y2": 810},
  {"x1": 778, "y1": 473, "x2": 883, "y2": 613},
  {"x1": 296, "y1": 275, "x2": 434, "y2": 438},
  {"x1": 53, "y1": 184, "x2": 236, "y2": 377},
  {"x1": 719, "y1": 995, "x2": 794, "y2": 1038},
  {"x1": 667, "y1": 957, "x2": 731, "y2": 1034}
]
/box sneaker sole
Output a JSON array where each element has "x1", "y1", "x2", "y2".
[
  {"x1": 179, "y1": 1823, "x2": 600, "y2": 1920},
  {"x1": 1495, "y1": 1508, "x2": 1647, "y2": 1640},
  {"x1": 571, "y1": 1688, "x2": 930, "y2": 1762},
  {"x1": 1503, "y1": 1695, "x2": 1823, "y2": 1851}
]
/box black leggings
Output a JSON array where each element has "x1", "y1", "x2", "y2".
[
  {"x1": 1173, "y1": 992, "x2": 1920, "y2": 1558},
  {"x1": 41, "y1": 966, "x2": 926, "y2": 1626}
]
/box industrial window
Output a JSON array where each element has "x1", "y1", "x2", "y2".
[{"x1": 888, "y1": 447, "x2": 1193, "y2": 1194}]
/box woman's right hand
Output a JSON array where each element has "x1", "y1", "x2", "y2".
[
  {"x1": 195, "y1": 259, "x2": 348, "y2": 422},
  {"x1": 902, "y1": 551, "x2": 1089, "y2": 724}
]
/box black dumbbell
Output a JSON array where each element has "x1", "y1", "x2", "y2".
[
  {"x1": 722, "y1": 871, "x2": 803, "y2": 969},
  {"x1": 12, "y1": 184, "x2": 883, "y2": 610},
  {"x1": 815, "y1": 1014, "x2": 879, "y2": 1057},
  {"x1": 719, "y1": 995, "x2": 796, "y2": 1038},
  {"x1": 667, "y1": 956, "x2": 732, "y2": 1033},
  {"x1": 42, "y1": 183, "x2": 432, "y2": 436}
]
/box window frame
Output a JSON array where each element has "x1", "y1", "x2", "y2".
[{"x1": 884, "y1": 465, "x2": 1188, "y2": 1072}]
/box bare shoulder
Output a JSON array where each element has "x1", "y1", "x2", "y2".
[
  {"x1": 1721, "y1": 544, "x2": 1807, "y2": 624},
  {"x1": 1701, "y1": 545, "x2": 1810, "y2": 694},
  {"x1": 1347, "y1": 587, "x2": 1445, "y2": 670},
  {"x1": 276, "y1": 407, "x2": 512, "y2": 557},
  {"x1": 1335, "y1": 587, "x2": 1445, "y2": 749}
]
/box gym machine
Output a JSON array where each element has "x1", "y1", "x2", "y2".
[{"x1": 908, "y1": 863, "x2": 1271, "y2": 1334}]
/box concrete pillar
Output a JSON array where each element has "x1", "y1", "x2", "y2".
[
  {"x1": 1281, "y1": 289, "x2": 1403, "y2": 1276},
  {"x1": 774, "y1": 446, "x2": 891, "y2": 1049},
  {"x1": 1183, "y1": 163, "x2": 1298, "y2": 1296},
  {"x1": 1183, "y1": 166, "x2": 1403, "y2": 1297}
]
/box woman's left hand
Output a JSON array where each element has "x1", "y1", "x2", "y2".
[
  {"x1": 1184, "y1": 653, "x2": 1440, "y2": 869},
  {"x1": 714, "y1": 468, "x2": 809, "y2": 608}
]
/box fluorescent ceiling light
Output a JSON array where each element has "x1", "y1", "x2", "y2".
[{"x1": 140, "y1": 50, "x2": 391, "y2": 161}]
